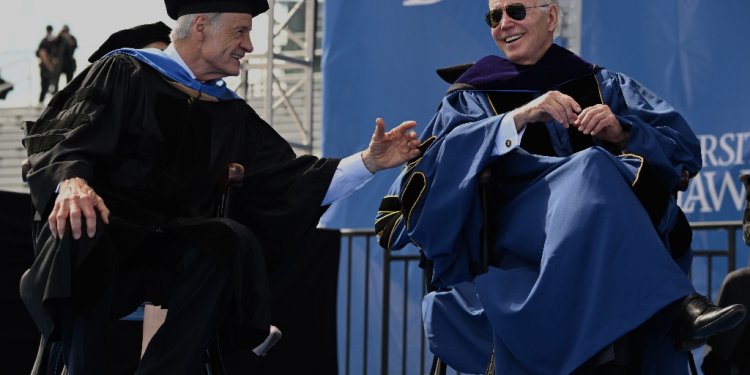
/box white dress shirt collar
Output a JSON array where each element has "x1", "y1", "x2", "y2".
[{"x1": 164, "y1": 44, "x2": 196, "y2": 80}]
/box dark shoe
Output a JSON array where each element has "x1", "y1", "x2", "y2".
[{"x1": 670, "y1": 294, "x2": 747, "y2": 351}]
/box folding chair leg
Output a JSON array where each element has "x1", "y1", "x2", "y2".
[
  {"x1": 30, "y1": 335, "x2": 66, "y2": 375},
  {"x1": 31, "y1": 335, "x2": 51, "y2": 375},
  {"x1": 429, "y1": 356, "x2": 447, "y2": 375},
  {"x1": 205, "y1": 336, "x2": 227, "y2": 375}
]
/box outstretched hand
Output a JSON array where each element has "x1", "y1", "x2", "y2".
[
  {"x1": 49, "y1": 177, "x2": 110, "y2": 240},
  {"x1": 361, "y1": 118, "x2": 421, "y2": 173}
]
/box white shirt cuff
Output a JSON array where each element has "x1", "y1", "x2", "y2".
[
  {"x1": 322, "y1": 152, "x2": 375, "y2": 205},
  {"x1": 493, "y1": 113, "x2": 522, "y2": 156}
]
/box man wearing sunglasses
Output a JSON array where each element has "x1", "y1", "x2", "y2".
[{"x1": 376, "y1": 0, "x2": 746, "y2": 374}]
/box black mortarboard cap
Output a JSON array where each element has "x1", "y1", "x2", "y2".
[
  {"x1": 88, "y1": 21, "x2": 172, "y2": 63},
  {"x1": 164, "y1": 0, "x2": 269, "y2": 20}
]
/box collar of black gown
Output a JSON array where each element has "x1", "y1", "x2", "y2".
[{"x1": 453, "y1": 43, "x2": 598, "y2": 91}]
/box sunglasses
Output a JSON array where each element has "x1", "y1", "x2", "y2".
[{"x1": 484, "y1": 3, "x2": 551, "y2": 28}]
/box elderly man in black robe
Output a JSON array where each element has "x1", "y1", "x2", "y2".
[{"x1": 19, "y1": 0, "x2": 420, "y2": 373}]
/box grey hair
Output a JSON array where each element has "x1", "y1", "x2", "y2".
[
  {"x1": 549, "y1": 0, "x2": 562, "y2": 38},
  {"x1": 539, "y1": 0, "x2": 558, "y2": 16},
  {"x1": 535, "y1": 0, "x2": 563, "y2": 38},
  {"x1": 171, "y1": 12, "x2": 223, "y2": 41}
]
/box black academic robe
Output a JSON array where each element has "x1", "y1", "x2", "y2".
[{"x1": 20, "y1": 53, "x2": 339, "y2": 348}]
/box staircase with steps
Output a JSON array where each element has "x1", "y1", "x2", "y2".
[{"x1": 0, "y1": 106, "x2": 39, "y2": 193}]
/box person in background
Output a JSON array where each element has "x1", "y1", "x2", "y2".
[
  {"x1": 54, "y1": 25, "x2": 77, "y2": 89},
  {"x1": 36, "y1": 25, "x2": 58, "y2": 103},
  {"x1": 19, "y1": 0, "x2": 421, "y2": 374},
  {"x1": 376, "y1": 0, "x2": 746, "y2": 374}
]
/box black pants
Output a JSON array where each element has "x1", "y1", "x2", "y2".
[
  {"x1": 55, "y1": 66, "x2": 76, "y2": 92},
  {"x1": 39, "y1": 73, "x2": 52, "y2": 103},
  {"x1": 59, "y1": 236, "x2": 232, "y2": 375}
]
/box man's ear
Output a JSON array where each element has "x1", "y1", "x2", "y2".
[
  {"x1": 547, "y1": 4, "x2": 559, "y2": 33},
  {"x1": 193, "y1": 14, "x2": 208, "y2": 39}
]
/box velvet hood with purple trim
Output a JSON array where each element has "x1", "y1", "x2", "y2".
[{"x1": 450, "y1": 43, "x2": 599, "y2": 92}]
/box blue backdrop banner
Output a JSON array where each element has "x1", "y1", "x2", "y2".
[{"x1": 581, "y1": 0, "x2": 750, "y2": 225}]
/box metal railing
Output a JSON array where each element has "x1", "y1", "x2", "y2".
[
  {"x1": 689, "y1": 220, "x2": 745, "y2": 300},
  {"x1": 339, "y1": 220, "x2": 747, "y2": 375},
  {"x1": 339, "y1": 229, "x2": 427, "y2": 375}
]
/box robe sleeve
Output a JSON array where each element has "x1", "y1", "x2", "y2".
[
  {"x1": 599, "y1": 69, "x2": 702, "y2": 191},
  {"x1": 376, "y1": 90, "x2": 498, "y2": 251},
  {"x1": 227, "y1": 111, "x2": 340, "y2": 269},
  {"x1": 375, "y1": 169, "x2": 414, "y2": 251},
  {"x1": 376, "y1": 90, "x2": 513, "y2": 286},
  {"x1": 24, "y1": 55, "x2": 141, "y2": 215}
]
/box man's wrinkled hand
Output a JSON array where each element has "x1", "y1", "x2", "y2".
[
  {"x1": 49, "y1": 177, "x2": 110, "y2": 239},
  {"x1": 512, "y1": 90, "x2": 581, "y2": 131},
  {"x1": 574, "y1": 104, "x2": 628, "y2": 146},
  {"x1": 361, "y1": 118, "x2": 421, "y2": 173}
]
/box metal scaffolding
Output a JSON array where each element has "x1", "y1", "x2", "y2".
[{"x1": 237, "y1": 0, "x2": 321, "y2": 156}]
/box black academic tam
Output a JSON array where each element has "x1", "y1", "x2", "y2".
[{"x1": 164, "y1": 0, "x2": 270, "y2": 19}]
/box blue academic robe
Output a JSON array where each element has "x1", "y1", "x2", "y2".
[{"x1": 376, "y1": 45, "x2": 702, "y2": 374}]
